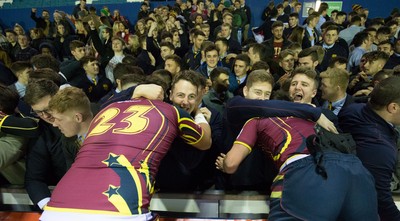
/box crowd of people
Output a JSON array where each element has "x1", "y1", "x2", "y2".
[{"x1": 1, "y1": 0, "x2": 400, "y2": 220}]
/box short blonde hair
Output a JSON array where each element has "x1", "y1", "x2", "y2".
[
  {"x1": 320, "y1": 68, "x2": 349, "y2": 90},
  {"x1": 48, "y1": 87, "x2": 92, "y2": 120}
]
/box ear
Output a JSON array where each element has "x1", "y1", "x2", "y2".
[
  {"x1": 243, "y1": 85, "x2": 249, "y2": 97},
  {"x1": 311, "y1": 88, "x2": 317, "y2": 98},
  {"x1": 387, "y1": 102, "x2": 399, "y2": 114},
  {"x1": 169, "y1": 89, "x2": 173, "y2": 100},
  {"x1": 75, "y1": 113, "x2": 83, "y2": 123},
  {"x1": 313, "y1": 60, "x2": 319, "y2": 67}
]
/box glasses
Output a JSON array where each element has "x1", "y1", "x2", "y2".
[{"x1": 30, "y1": 108, "x2": 50, "y2": 117}]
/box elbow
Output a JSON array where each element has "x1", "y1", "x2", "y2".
[
  {"x1": 224, "y1": 160, "x2": 239, "y2": 174},
  {"x1": 197, "y1": 137, "x2": 212, "y2": 150}
]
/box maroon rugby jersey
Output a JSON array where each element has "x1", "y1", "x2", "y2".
[
  {"x1": 235, "y1": 117, "x2": 315, "y2": 168},
  {"x1": 45, "y1": 99, "x2": 204, "y2": 215}
]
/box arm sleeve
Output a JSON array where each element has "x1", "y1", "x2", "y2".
[
  {"x1": 99, "y1": 86, "x2": 137, "y2": 110},
  {"x1": 25, "y1": 137, "x2": 57, "y2": 206},
  {"x1": 30, "y1": 11, "x2": 39, "y2": 22},
  {"x1": 234, "y1": 118, "x2": 258, "y2": 153},
  {"x1": 174, "y1": 107, "x2": 204, "y2": 145},
  {"x1": 60, "y1": 60, "x2": 82, "y2": 81},
  {"x1": 146, "y1": 36, "x2": 160, "y2": 59},
  {"x1": 0, "y1": 134, "x2": 26, "y2": 169},
  {"x1": 0, "y1": 115, "x2": 39, "y2": 138},
  {"x1": 89, "y1": 29, "x2": 106, "y2": 56},
  {"x1": 226, "y1": 96, "x2": 321, "y2": 127}
]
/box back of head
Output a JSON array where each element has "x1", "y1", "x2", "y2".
[
  {"x1": 369, "y1": 76, "x2": 400, "y2": 111},
  {"x1": 151, "y1": 69, "x2": 173, "y2": 90},
  {"x1": 351, "y1": 15, "x2": 361, "y2": 24},
  {"x1": 298, "y1": 46, "x2": 319, "y2": 62},
  {"x1": 31, "y1": 54, "x2": 60, "y2": 72},
  {"x1": 29, "y1": 68, "x2": 62, "y2": 86},
  {"x1": 10, "y1": 61, "x2": 32, "y2": 75},
  {"x1": 250, "y1": 43, "x2": 268, "y2": 62},
  {"x1": 48, "y1": 86, "x2": 91, "y2": 119},
  {"x1": 252, "y1": 60, "x2": 270, "y2": 71},
  {"x1": 0, "y1": 84, "x2": 19, "y2": 114},
  {"x1": 113, "y1": 63, "x2": 145, "y2": 81},
  {"x1": 351, "y1": 31, "x2": 369, "y2": 47},
  {"x1": 25, "y1": 79, "x2": 59, "y2": 106},
  {"x1": 372, "y1": 69, "x2": 393, "y2": 85},
  {"x1": 122, "y1": 54, "x2": 138, "y2": 66},
  {"x1": 320, "y1": 68, "x2": 349, "y2": 90},
  {"x1": 328, "y1": 56, "x2": 348, "y2": 69}
]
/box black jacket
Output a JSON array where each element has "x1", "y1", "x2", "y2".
[{"x1": 25, "y1": 121, "x2": 78, "y2": 207}]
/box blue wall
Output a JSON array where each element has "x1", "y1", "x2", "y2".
[{"x1": 0, "y1": 0, "x2": 399, "y2": 31}]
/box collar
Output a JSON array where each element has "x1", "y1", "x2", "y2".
[
  {"x1": 324, "y1": 94, "x2": 347, "y2": 115},
  {"x1": 236, "y1": 75, "x2": 247, "y2": 84},
  {"x1": 322, "y1": 43, "x2": 335, "y2": 49}
]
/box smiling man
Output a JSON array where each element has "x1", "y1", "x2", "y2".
[
  {"x1": 289, "y1": 66, "x2": 318, "y2": 105},
  {"x1": 318, "y1": 25, "x2": 348, "y2": 72}
]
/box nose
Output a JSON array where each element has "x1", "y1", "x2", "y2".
[{"x1": 181, "y1": 97, "x2": 189, "y2": 106}]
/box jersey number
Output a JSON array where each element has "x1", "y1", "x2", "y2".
[{"x1": 87, "y1": 105, "x2": 154, "y2": 137}]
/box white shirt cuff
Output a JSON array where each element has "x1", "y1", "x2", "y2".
[{"x1": 38, "y1": 197, "x2": 51, "y2": 210}]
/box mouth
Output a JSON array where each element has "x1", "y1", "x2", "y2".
[{"x1": 292, "y1": 93, "x2": 303, "y2": 102}]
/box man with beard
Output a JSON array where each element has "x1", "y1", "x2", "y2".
[
  {"x1": 348, "y1": 51, "x2": 389, "y2": 95},
  {"x1": 31, "y1": 8, "x2": 52, "y2": 37},
  {"x1": 202, "y1": 67, "x2": 232, "y2": 114},
  {"x1": 263, "y1": 21, "x2": 292, "y2": 61}
]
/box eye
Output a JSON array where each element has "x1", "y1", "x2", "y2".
[{"x1": 188, "y1": 94, "x2": 197, "y2": 100}]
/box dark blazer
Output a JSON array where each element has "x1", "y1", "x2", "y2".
[
  {"x1": 302, "y1": 27, "x2": 320, "y2": 49},
  {"x1": 25, "y1": 121, "x2": 78, "y2": 207},
  {"x1": 89, "y1": 29, "x2": 113, "y2": 69},
  {"x1": 69, "y1": 73, "x2": 113, "y2": 103},
  {"x1": 227, "y1": 36, "x2": 242, "y2": 54}
]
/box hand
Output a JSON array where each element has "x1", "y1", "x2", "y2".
[
  {"x1": 225, "y1": 53, "x2": 237, "y2": 61},
  {"x1": 348, "y1": 76, "x2": 360, "y2": 89},
  {"x1": 358, "y1": 71, "x2": 369, "y2": 82},
  {"x1": 316, "y1": 114, "x2": 338, "y2": 134},
  {"x1": 353, "y1": 88, "x2": 372, "y2": 97},
  {"x1": 132, "y1": 84, "x2": 164, "y2": 101},
  {"x1": 215, "y1": 153, "x2": 226, "y2": 172},
  {"x1": 199, "y1": 107, "x2": 212, "y2": 123},
  {"x1": 32, "y1": 8, "x2": 37, "y2": 13},
  {"x1": 148, "y1": 51, "x2": 156, "y2": 66}
]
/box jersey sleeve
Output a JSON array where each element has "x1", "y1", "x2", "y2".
[
  {"x1": 0, "y1": 114, "x2": 39, "y2": 138},
  {"x1": 174, "y1": 107, "x2": 204, "y2": 145},
  {"x1": 234, "y1": 118, "x2": 259, "y2": 153}
]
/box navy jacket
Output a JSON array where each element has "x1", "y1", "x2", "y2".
[{"x1": 339, "y1": 103, "x2": 400, "y2": 221}]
